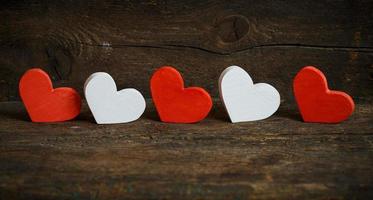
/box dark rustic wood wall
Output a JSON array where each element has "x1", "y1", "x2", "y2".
[
  {"x1": 1, "y1": 2, "x2": 373, "y2": 199},
  {"x1": 1, "y1": 0, "x2": 373, "y2": 104}
]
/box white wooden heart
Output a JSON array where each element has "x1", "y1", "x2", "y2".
[
  {"x1": 84, "y1": 72, "x2": 146, "y2": 124},
  {"x1": 219, "y1": 66, "x2": 280, "y2": 123}
]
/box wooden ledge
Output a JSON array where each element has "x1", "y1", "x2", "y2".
[{"x1": 0, "y1": 101, "x2": 372, "y2": 199}]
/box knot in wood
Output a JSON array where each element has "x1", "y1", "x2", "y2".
[{"x1": 216, "y1": 15, "x2": 249, "y2": 43}]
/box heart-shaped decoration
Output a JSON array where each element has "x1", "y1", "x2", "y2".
[
  {"x1": 19, "y1": 68, "x2": 81, "y2": 122},
  {"x1": 84, "y1": 72, "x2": 146, "y2": 124},
  {"x1": 150, "y1": 66, "x2": 212, "y2": 123},
  {"x1": 219, "y1": 66, "x2": 280, "y2": 123},
  {"x1": 293, "y1": 66, "x2": 354, "y2": 123}
]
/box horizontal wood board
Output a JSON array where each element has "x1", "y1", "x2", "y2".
[
  {"x1": 0, "y1": 101, "x2": 373, "y2": 199},
  {"x1": 0, "y1": 0, "x2": 373, "y2": 103}
]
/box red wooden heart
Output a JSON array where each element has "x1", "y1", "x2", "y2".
[
  {"x1": 19, "y1": 68, "x2": 81, "y2": 122},
  {"x1": 150, "y1": 66, "x2": 212, "y2": 123},
  {"x1": 293, "y1": 66, "x2": 354, "y2": 123}
]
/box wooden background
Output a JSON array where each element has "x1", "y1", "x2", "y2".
[
  {"x1": 0, "y1": 0, "x2": 373, "y2": 104},
  {"x1": 1, "y1": 1, "x2": 373, "y2": 199}
]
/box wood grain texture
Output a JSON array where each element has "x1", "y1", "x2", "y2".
[
  {"x1": 0, "y1": 0, "x2": 373, "y2": 103},
  {"x1": 1, "y1": 1, "x2": 373, "y2": 198},
  {"x1": 0, "y1": 101, "x2": 373, "y2": 199}
]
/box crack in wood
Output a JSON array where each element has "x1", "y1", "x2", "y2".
[{"x1": 77, "y1": 41, "x2": 373, "y2": 55}]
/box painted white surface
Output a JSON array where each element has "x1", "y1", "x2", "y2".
[
  {"x1": 84, "y1": 72, "x2": 146, "y2": 124},
  {"x1": 219, "y1": 66, "x2": 280, "y2": 123}
]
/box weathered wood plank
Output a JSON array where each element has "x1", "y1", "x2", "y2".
[
  {"x1": 0, "y1": 101, "x2": 372, "y2": 199},
  {"x1": 1, "y1": 43, "x2": 372, "y2": 103},
  {"x1": 1, "y1": 0, "x2": 373, "y2": 101},
  {"x1": 1, "y1": 2, "x2": 372, "y2": 199}
]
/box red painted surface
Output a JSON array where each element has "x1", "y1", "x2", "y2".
[
  {"x1": 293, "y1": 66, "x2": 354, "y2": 123},
  {"x1": 19, "y1": 68, "x2": 81, "y2": 122},
  {"x1": 150, "y1": 66, "x2": 212, "y2": 123}
]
